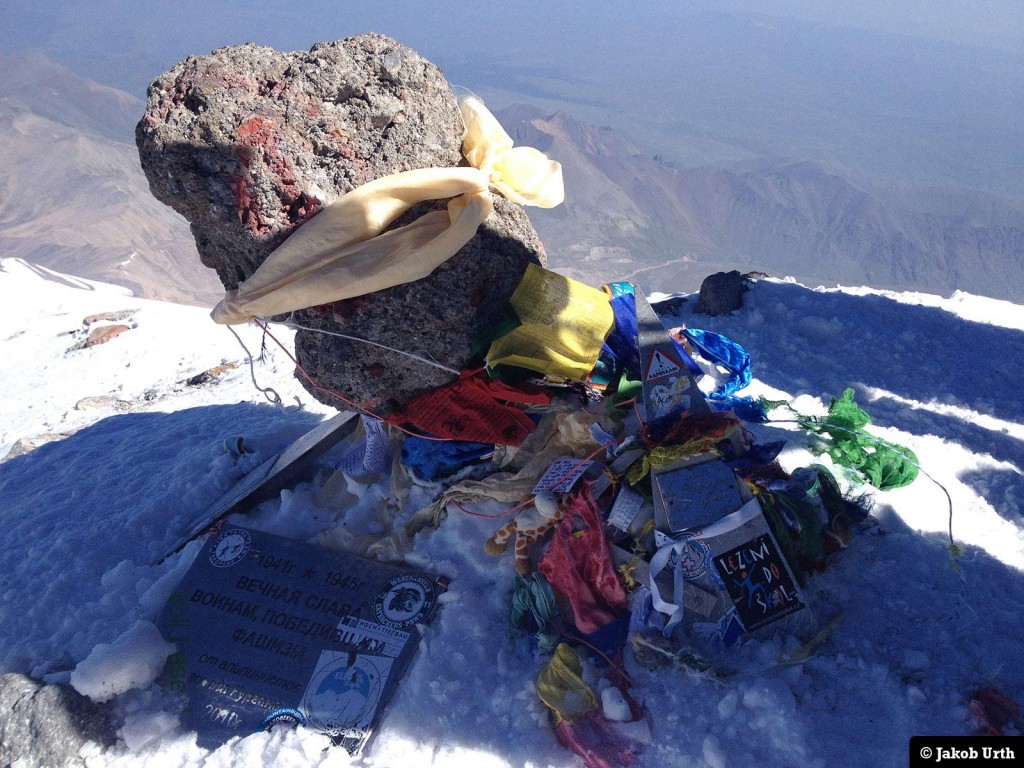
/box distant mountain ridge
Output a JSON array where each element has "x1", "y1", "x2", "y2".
[
  {"x1": 0, "y1": 51, "x2": 223, "y2": 305},
  {"x1": 498, "y1": 106, "x2": 1024, "y2": 301},
  {"x1": 0, "y1": 50, "x2": 139, "y2": 140},
  {"x1": 2, "y1": 51, "x2": 1021, "y2": 305}
]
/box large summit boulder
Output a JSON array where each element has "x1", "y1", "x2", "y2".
[{"x1": 136, "y1": 34, "x2": 545, "y2": 416}]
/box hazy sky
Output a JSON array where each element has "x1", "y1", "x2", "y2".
[
  {"x1": 3, "y1": 1, "x2": 1022, "y2": 196},
  {"x1": 5, "y1": 1, "x2": 1022, "y2": 88},
  {"x1": 717, "y1": 0, "x2": 1024, "y2": 53}
]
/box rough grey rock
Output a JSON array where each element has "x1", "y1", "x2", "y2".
[
  {"x1": 694, "y1": 270, "x2": 747, "y2": 316},
  {"x1": 0, "y1": 673, "x2": 115, "y2": 768},
  {"x1": 293, "y1": 195, "x2": 543, "y2": 415},
  {"x1": 1, "y1": 433, "x2": 71, "y2": 463},
  {"x1": 136, "y1": 34, "x2": 545, "y2": 417},
  {"x1": 73, "y1": 396, "x2": 132, "y2": 411}
]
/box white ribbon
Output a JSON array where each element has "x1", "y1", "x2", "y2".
[
  {"x1": 647, "y1": 532, "x2": 693, "y2": 637},
  {"x1": 647, "y1": 499, "x2": 762, "y2": 636}
]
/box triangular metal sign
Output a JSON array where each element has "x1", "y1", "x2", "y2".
[
  {"x1": 633, "y1": 286, "x2": 709, "y2": 422},
  {"x1": 646, "y1": 350, "x2": 682, "y2": 381}
]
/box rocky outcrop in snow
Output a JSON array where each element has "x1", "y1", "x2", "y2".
[
  {"x1": 136, "y1": 35, "x2": 545, "y2": 417},
  {"x1": 0, "y1": 673, "x2": 115, "y2": 768}
]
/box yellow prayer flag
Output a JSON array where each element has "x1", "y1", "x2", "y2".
[{"x1": 486, "y1": 265, "x2": 614, "y2": 381}]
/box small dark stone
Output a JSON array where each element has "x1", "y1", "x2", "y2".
[
  {"x1": 137, "y1": 35, "x2": 546, "y2": 417},
  {"x1": 694, "y1": 270, "x2": 748, "y2": 316},
  {"x1": 0, "y1": 673, "x2": 116, "y2": 768}
]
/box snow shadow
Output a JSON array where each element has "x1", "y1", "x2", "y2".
[
  {"x1": 672, "y1": 279, "x2": 1024, "y2": 485},
  {"x1": 724, "y1": 281, "x2": 1021, "y2": 423},
  {"x1": 958, "y1": 466, "x2": 1024, "y2": 525},
  {"x1": 0, "y1": 403, "x2": 327, "y2": 675},
  {"x1": 796, "y1": 500, "x2": 1024, "y2": 759}
]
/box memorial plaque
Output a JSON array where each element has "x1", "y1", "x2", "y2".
[
  {"x1": 652, "y1": 455, "x2": 745, "y2": 533},
  {"x1": 642, "y1": 499, "x2": 816, "y2": 645},
  {"x1": 159, "y1": 525, "x2": 445, "y2": 753},
  {"x1": 714, "y1": 533, "x2": 805, "y2": 632}
]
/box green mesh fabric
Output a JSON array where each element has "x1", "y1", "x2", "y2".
[{"x1": 801, "y1": 389, "x2": 919, "y2": 491}]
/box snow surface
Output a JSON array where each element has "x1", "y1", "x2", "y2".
[
  {"x1": 71, "y1": 620, "x2": 176, "y2": 703},
  {"x1": 1, "y1": 257, "x2": 1022, "y2": 767}
]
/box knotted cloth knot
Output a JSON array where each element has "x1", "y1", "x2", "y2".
[{"x1": 212, "y1": 96, "x2": 563, "y2": 325}]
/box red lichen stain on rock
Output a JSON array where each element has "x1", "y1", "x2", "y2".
[
  {"x1": 236, "y1": 115, "x2": 270, "y2": 141},
  {"x1": 234, "y1": 114, "x2": 315, "y2": 237}
]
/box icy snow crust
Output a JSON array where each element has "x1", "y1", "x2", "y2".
[{"x1": 1, "y1": 258, "x2": 1022, "y2": 767}]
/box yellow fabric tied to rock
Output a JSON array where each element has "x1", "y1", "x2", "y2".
[
  {"x1": 536, "y1": 644, "x2": 598, "y2": 724},
  {"x1": 212, "y1": 96, "x2": 564, "y2": 325},
  {"x1": 486, "y1": 264, "x2": 615, "y2": 381}
]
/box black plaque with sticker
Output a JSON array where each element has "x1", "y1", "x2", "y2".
[
  {"x1": 713, "y1": 533, "x2": 805, "y2": 632},
  {"x1": 158, "y1": 526, "x2": 444, "y2": 754}
]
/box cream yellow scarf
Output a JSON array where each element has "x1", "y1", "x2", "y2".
[{"x1": 212, "y1": 96, "x2": 563, "y2": 324}]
